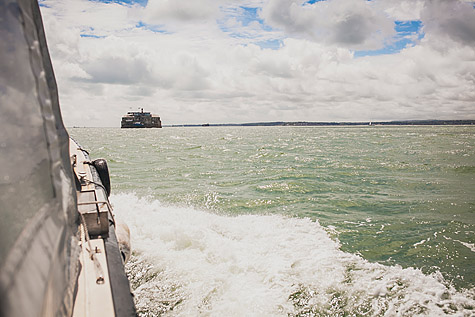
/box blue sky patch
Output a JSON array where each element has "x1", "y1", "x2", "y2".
[
  {"x1": 80, "y1": 27, "x2": 106, "y2": 38},
  {"x1": 355, "y1": 20, "x2": 424, "y2": 57},
  {"x1": 240, "y1": 7, "x2": 260, "y2": 26},
  {"x1": 136, "y1": 21, "x2": 170, "y2": 34},
  {"x1": 218, "y1": 6, "x2": 281, "y2": 49},
  {"x1": 237, "y1": 6, "x2": 272, "y2": 31},
  {"x1": 395, "y1": 20, "x2": 422, "y2": 36},
  {"x1": 80, "y1": 34, "x2": 106, "y2": 38},
  {"x1": 38, "y1": 1, "x2": 50, "y2": 8},
  {"x1": 90, "y1": 0, "x2": 148, "y2": 6},
  {"x1": 219, "y1": 6, "x2": 273, "y2": 37},
  {"x1": 256, "y1": 39, "x2": 283, "y2": 50},
  {"x1": 354, "y1": 39, "x2": 412, "y2": 57}
]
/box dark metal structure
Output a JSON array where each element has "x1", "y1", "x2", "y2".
[{"x1": 121, "y1": 108, "x2": 162, "y2": 128}]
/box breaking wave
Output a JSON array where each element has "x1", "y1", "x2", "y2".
[{"x1": 112, "y1": 193, "x2": 474, "y2": 316}]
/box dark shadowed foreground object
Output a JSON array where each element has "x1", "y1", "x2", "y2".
[{"x1": 0, "y1": 0, "x2": 135, "y2": 315}]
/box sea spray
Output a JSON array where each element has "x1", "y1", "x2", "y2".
[{"x1": 113, "y1": 193, "x2": 474, "y2": 316}]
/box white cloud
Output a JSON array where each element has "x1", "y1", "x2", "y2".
[
  {"x1": 373, "y1": 0, "x2": 426, "y2": 21},
  {"x1": 421, "y1": 0, "x2": 475, "y2": 46},
  {"x1": 39, "y1": 0, "x2": 475, "y2": 126},
  {"x1": 260, "y1": 0, "x2": 395, "y2": 50},
  {"x1": 144, "y1": 0, "x2": 220, "y2": 22}
]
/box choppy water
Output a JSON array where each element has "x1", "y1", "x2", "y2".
[{"x1": 70, "y1": 126, "x2": 475, "y2": 316}]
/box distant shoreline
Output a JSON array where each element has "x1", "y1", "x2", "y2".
[{"x1": 165, "y1": 119, "x2": 475, "y2": 127}]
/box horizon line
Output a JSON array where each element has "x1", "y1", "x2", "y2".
[{"x1": 68, "y1": 119, "x2": 475, "y2": 128}]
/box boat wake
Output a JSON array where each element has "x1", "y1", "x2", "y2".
[{"x1": 112, "y1": 193, "x2": 474, "y2": 316}]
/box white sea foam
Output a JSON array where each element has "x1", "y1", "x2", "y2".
[
  {"x1": 444, "y1": 236, "x2": 475, "y2": 253},
  {"x1": 112, "y1": 193, "x2": 474, "y2": 316}
]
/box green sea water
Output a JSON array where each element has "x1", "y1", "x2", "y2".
[{"x1": 70, "y1": 126, "x2": 474, "y2": 316}]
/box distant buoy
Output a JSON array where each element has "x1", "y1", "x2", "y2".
[{"x1": 92, "y1": 159, "x2": 111, "y2": 197}]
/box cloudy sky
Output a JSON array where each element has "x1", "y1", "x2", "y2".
[{"x1": 39, "y1": 0, "x2": 475, "y2": 126}]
